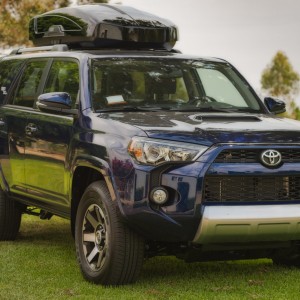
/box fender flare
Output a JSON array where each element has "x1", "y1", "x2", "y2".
[{"x1": 70, "y1": 154, "x2": 117, "y2": 202}]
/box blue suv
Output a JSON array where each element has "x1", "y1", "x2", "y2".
[{"x1": 0, "y1": 4, "x2": 299, "y2": 285}]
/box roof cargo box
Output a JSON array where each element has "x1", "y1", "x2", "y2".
[{"x1": 29, "y1": 4, "x2": 178, "y2": 50}]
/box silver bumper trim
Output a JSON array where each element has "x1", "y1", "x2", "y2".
[{"x1": 193, "y1": 204, "x2": 300, "y2": 244}]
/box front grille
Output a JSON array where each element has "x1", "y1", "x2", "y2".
[
  {"x1": 204, "y1": 175, "x2": 300, "y2": 202},
  {"x1": 215, "y1": 149, "x2": 300, "y2": 163}
]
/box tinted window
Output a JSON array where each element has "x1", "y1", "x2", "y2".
[
  {"x1": 0, "y1": 59, "x2": 24, "y2": 105},
  {"x1": 12, "y1": 60, "x2": 48, "y2": 108},
  {"x1": 43, "y1": 59, "x2": 79, "y2": 108}
]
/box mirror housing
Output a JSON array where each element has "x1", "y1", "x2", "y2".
[
  {"x1": 36, "y1": 92, "x2": 77, "y2": 114},
  {"x1": 264, "y1": 97, "x2": 286, "y2": 114}
]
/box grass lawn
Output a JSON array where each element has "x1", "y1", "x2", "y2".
[{"x1": 0, "y1": 215, "x2": 300, "y2": 300}]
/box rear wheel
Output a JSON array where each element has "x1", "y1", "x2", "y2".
[
  {"x1": 75, "y1": 181, "x2": 144, "y2": 285},
  {"x1": 0, "y1": 188, "x2": 22, "y2": 240},
  {"x1": 272, "y1": 249, "x2": 300, "y2": 267}
]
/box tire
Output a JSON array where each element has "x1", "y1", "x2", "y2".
[
  {"x1": 0, "y1": 188, "x2": 22, "y2": 241},
  {"x1": 75, "y1": 181, "x2": 144, "y2": 285},
  {"x1": 272, "y1": 250, "x2": 300, "y2": 268}
]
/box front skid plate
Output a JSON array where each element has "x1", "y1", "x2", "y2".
[{"x1": 193, "y1": 204, "x2": 300, "y2": 244}]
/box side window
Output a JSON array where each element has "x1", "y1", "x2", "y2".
[
  {"x1": 43, "y1": 59, "x2": 79, "y2": 108},
  {"x1": 12, "y1": 60, "x2": 48, "y2": 108},
  {"x1": 0, "y1": 59, "x2": 24, "y2": 105}
]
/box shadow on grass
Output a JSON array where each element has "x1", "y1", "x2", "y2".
[
  {"x1": 140, "y1": 256, "x2": 274, "y2": 281},
  {"x1": 18, "y1": 215, "x2": 72, "y2": 243},
  {"x1": 1, "y1": 218, "x2": 299, "y2": 300},
  {"x1": 14, "y1": 215, "x2": 294, "y2": 288}
]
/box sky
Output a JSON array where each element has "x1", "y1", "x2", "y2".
[{"x1": 110, "y1": 0, "x2": 300, "y2": 103}]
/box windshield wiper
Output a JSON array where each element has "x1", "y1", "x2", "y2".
[
  {"x1": 97, "y1": 106, "x2": 169, "y2": 113},
  {"x1": 171, "y1": 106, "x2": 259, "y2": 113},
  {"x1": 97, "y1": 105, "x2": 259, "y2": 114},
  {"x1": 195, "y1": 107, "x2": 244, "y2": 113}
]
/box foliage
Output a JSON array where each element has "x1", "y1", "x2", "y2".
[
  {"x1": 288, "y1": 101, "x2": 300, "y2": 120},
  {"x1": 0, "y1": 0, "x2": 108, "y2": 48},
  {"x1": 261, "y1": 51, "x2": 300, "y2": 117},
  {"x1": 77, "y1": 0, "x2": 108, "y2": 4},
  {"x1": 1, "y1": 215, "x2": 300, "y2": 299},
  {"x1": 261, "y1": 51, "x2": 300, "y2": 99},
  {"x1": 0, "y1": 0, "x2": 70, "y2": 47}
]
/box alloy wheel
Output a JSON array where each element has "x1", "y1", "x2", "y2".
[{"x1": 82, "y1": 204, "x2": 109, "y2": 271}]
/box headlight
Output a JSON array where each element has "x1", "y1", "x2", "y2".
[{"x1": 128, "y1": 137, "x2": 208, "y2": 165}]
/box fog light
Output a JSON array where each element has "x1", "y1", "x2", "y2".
[{"x1": 150, "y1": 187, "x2": 169, "y2": 205}]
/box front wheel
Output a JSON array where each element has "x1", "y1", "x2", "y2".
[
  {"x1": 75, "y1": 181, "x2": 144, "y2": 285},
  {"x1": 0, "y1": 188, "x2": 22, "y2": 240}
]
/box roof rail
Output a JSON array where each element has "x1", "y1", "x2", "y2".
[{"x1": 10, "y1": 44, "x2": 69, "y2": 55}]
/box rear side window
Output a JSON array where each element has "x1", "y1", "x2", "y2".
[
  {"x1": 12, "y1": 60, "x2": 48, "y2": 108},
  {"x1": 0, "y1": 59, "x2": 24, "y2": 105}
]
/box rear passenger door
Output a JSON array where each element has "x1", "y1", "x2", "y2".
[
  {"x1": 0, "y1": 59, "x2": 48, "y2": 194},
  {"x1": 23, "y1": 58, "x2": 79, "y2": 212}
]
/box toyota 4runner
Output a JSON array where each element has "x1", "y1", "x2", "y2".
[{"x1": 0, "y1": 4, "x2": 299, "y2": 286}]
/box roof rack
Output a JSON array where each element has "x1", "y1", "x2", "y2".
[{"x1": 10, "y1": 44, "x2": 69, "y2": 55}]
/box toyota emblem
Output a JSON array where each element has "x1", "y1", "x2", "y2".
[{"x1": 260, "y1": 149, "x2": 282, "y2": 167}]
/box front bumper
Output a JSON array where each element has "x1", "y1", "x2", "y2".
[
  {"x1": 119, "y1": 143, "x2": 300, "y2": 243},
  {"x1": 193, "y1": 204, "x2": 300, "y2": 244}
]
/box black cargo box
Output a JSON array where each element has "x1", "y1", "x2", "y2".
[{"x1": 29, "y1": 4, "x2": 178, "y2": 50}]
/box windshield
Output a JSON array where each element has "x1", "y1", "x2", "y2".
[{"x1": 90, "y1": 58, "x2": 262, "y2": 113}]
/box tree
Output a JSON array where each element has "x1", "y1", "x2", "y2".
[
  {"x1": 0, "y1": 0, "x2": 70, "y2": 48},
  {"x1": 261, "y1": 51, "x2": 300, "y2": 103},
  {"x1": 0, "y1": 0, "x2": 108, "y2": 48},
  {"x1": 77, "y1": 0, "x2": 108, "y2": 4}
]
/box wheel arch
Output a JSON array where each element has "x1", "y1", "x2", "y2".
[
  {"x1": 0, "y1": 164, "x2": 9, "y2": 193},
  {"x1": 70, "y1": 156, "x2": 117, "y2": 236}
]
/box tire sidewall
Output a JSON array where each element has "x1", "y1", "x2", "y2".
[
  {"x1": 0, "y1": 188, "x2": 22, "y2": 241},
  {"x1": 75, "y1": 183, "x2": 116, "y2": 283}
]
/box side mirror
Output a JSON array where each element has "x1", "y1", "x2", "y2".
[
  {"x1": 264, "y1": 97, "x2": 286, "y2": 114},
  {"x1": 36, "y1": 92, "x2": 77, "y2": 114}
]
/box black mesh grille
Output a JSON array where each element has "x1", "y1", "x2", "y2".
[
  {"x1": 204, "y1": 175, "x2": 300, "y2": 202},
  {"x1": 215, "y1": 149, "x2": 300, "y2": 163}
]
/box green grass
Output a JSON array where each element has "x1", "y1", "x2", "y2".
[{"x1": 1, "y1": 215, "x2": 300, "y2": 300}]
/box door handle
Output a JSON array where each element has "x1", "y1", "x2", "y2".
[{"x1": 25, "y1": 123, "x2": 38, "y2": 136}]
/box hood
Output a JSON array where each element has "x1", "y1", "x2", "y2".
[{"x1": 99, "y1": 111, "x2": 300, "y2": 146}]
